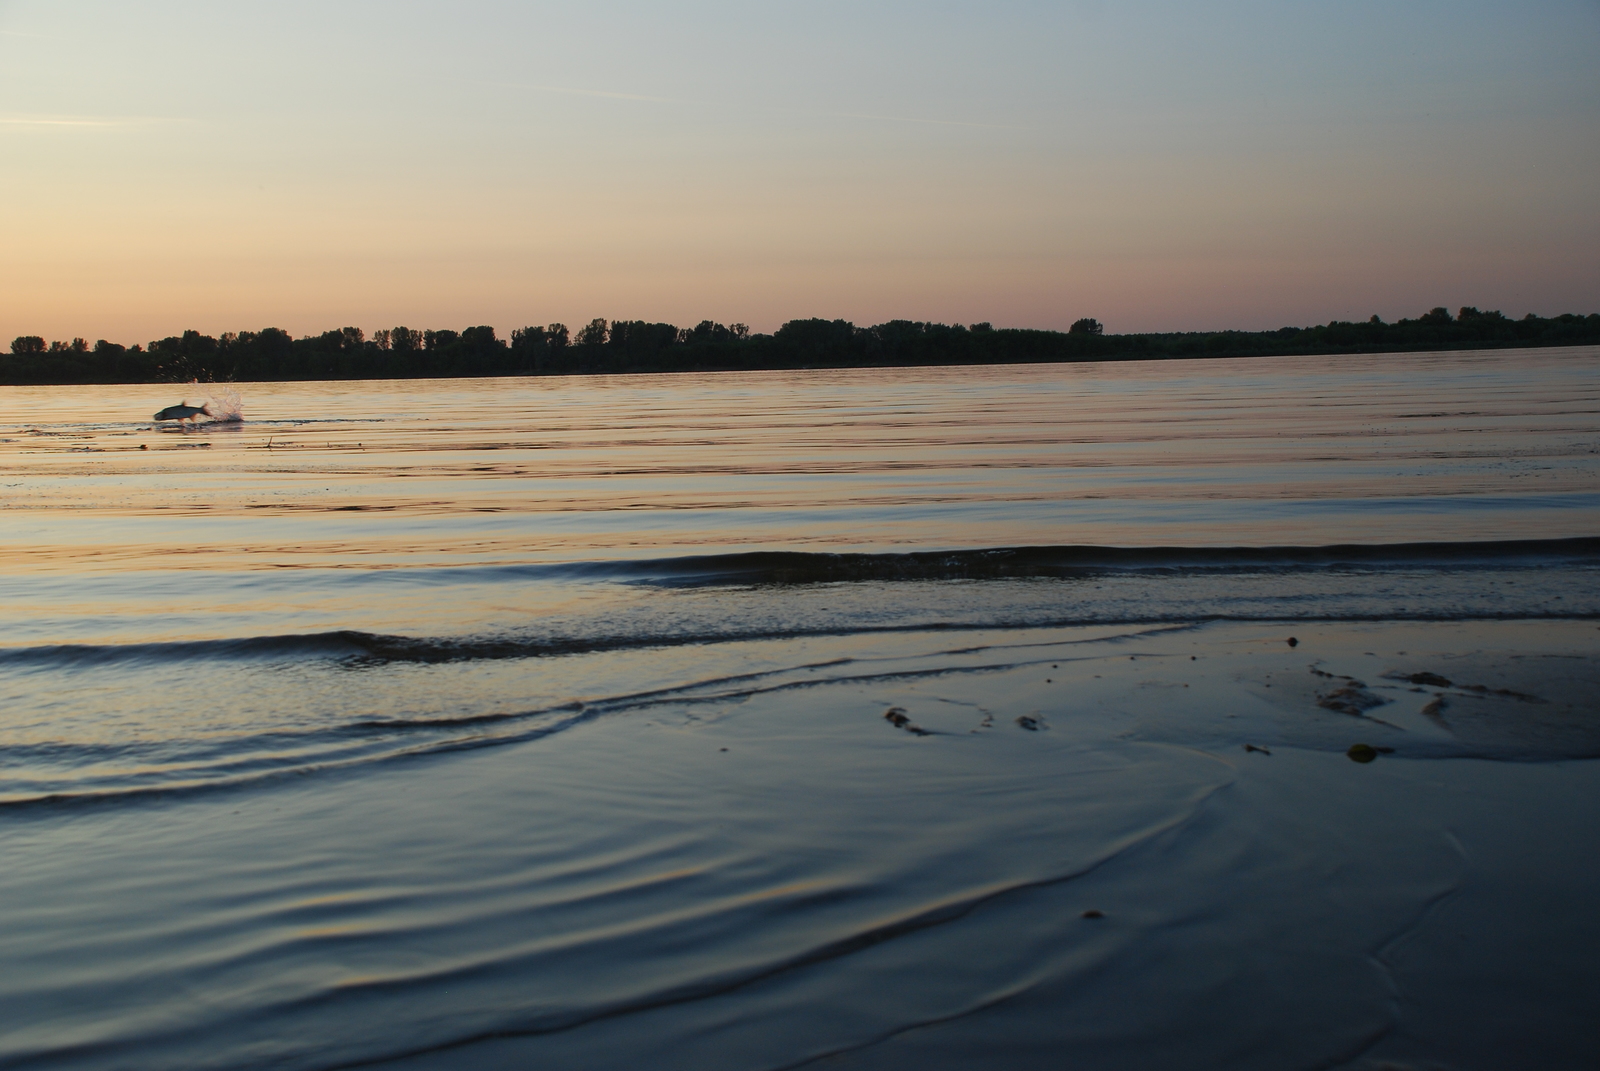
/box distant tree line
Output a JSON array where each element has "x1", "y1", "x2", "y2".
[{"x1": 5, "y1": 307, "x2": 1599, "y2": 385}]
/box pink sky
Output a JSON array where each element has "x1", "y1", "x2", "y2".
[{"x1": 3, "y1": 1, "x2": 1597, "y2": 345}]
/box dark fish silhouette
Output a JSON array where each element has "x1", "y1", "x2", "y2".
[{"x1": 154, "y1": 403, "x2": 211, "y2": 423}]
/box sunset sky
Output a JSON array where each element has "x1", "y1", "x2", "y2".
[{"x1": 3, "y1": 0, "x2": 1597, "y2": 344}]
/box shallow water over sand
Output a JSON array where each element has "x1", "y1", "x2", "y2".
[{"x1": 2, "y1": 350, "x2": 1598, "y2": 1069}]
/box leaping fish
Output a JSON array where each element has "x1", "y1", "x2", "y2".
[{"x1": 154, "y1": 402, "x2": 211, "y2": 424}]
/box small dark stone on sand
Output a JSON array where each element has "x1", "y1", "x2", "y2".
[
  {"x1": 1244, "y1": 744, "x2": 1272, "y2": 755},
  {"x1": 884, "y1": 707, "x2": 932, "y2": 736},
  {"x1": 1082, "y1": 909, "x2": 1104, "y2": 919},
  {"x1": 1016, "y1": 715, "x2": 1041, "y2": 731},
  {"x1": 1348, "y1": 743, "x2": 1378, "y2": 763},
  {"x1": 719, "y1": 747, "x2": 728, "y2": 752},
  {"x1": 1287, "y1": 637, "x2": 1299, "y2": 647}
]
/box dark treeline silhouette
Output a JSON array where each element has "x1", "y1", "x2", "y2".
[{"x1": 6, "y1": 307, "x2": 1599, "y2": 385}]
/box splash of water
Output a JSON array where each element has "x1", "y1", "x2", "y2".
[{"x1": 197, "y1": 384, "x2": 244, "y2": 423}]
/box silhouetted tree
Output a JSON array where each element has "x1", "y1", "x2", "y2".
[
  {"x1": 681, "y1": 320, "x2": 732, "y2": 344},
  {"x1": 461, "y1": 326, "x2": 494, "y2": 347},
  {"x1": 10, "y1": 336, "x2": 45, "y2": 355},
  {"x1": 510, "y1": 326, "x2": 546, "y2": 369},
  {"x1": 609, "y1": 321, "x2": 679, "y2": 355},
  {"x1": 1069, "y1": 318, "x2": 1104, "y2": 335},
  {"x1": 149, "y1": 330, "x2": 220, "y2": 381},
  {"x1": 576, "y1": 318, "x2": 609, "y2": 347},
  {"x1": 312, "y1": 327, "x2": 364, "y2": 355},
  {"x1": 1420, "y1": 307, "x2": 1453, "y2": 325},
  {"x1": 775, "y1": 319, "x2": 858, "y2": 361},
  {"x1": 456, "y1": 326, "x2": 510, "y2": 372}
]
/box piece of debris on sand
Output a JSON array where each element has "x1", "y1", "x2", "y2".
[
  {"x1": 1317, "y1": 680, "x2": 1389, "y2": 716},
  {"x1": 883, "y1": 707, "x2": 932, "y2": 736},
  {"x1": 1384, "y1": 670, "x2": 1453, "y2": 688}
]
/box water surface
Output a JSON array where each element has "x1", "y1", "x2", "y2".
[{"x1": 2, "y1": 349, "x2": 1598, "y2": 1070}]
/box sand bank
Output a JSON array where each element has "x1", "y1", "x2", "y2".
[{"x1": 3, "y1": 618, "x2": 1596, "y2": 1070}]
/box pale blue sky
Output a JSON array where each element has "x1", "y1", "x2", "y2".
[{"x1": 3, "y1": 1, "x2": 1597, "y2": 341}]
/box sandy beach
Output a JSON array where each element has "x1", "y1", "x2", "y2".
[{"x1": 5, "y1": 618, "x2": 1598, "y2": 1069}]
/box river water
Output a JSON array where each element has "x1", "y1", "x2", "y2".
[{"x1": 2, "y1": 349, "x2": 1598, "y2": 1069}]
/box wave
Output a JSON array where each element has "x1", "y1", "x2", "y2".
[
  {"x1": 7, "y1": 605, "x2": 1596, "y2": 812},
  {"x1": 0, "y1": 710, "x2": 594, "y2": 814},
  {"x1": 4, "y1": 608, "x2": 1598, "y2": 674},
  {"x1": 0, "y1": 627, "x2": 1190, "y2": 812},
  {"x1": 0, "y1": 534, "x2": 1595, "y2": 672},
  {"x1": 406, "y1": 536, "x2": 1600, "y2": 587},
  {"x1": 0, "y1": 627, "x2": 872, "y2": 669}
]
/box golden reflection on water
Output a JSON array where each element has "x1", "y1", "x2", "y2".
[{"x1": 3, "y1": 351, "x2": 1598, "y2": 572}]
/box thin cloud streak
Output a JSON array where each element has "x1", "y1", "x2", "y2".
[{"x1": 0, "y1": 114, "x2": 179, "y2": 128}]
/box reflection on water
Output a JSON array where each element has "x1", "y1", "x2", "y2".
[{"x1": 4, "y1": 348, "x2": 1598, "y2": 572}]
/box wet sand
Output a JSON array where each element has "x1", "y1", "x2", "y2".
[{"x1": 5, "y1": 618, "x2": 1596, "y2": 1071}]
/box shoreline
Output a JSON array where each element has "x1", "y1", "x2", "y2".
[{"x1": 6, "y1": 328, "x2": 1598, "y2": 388}]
